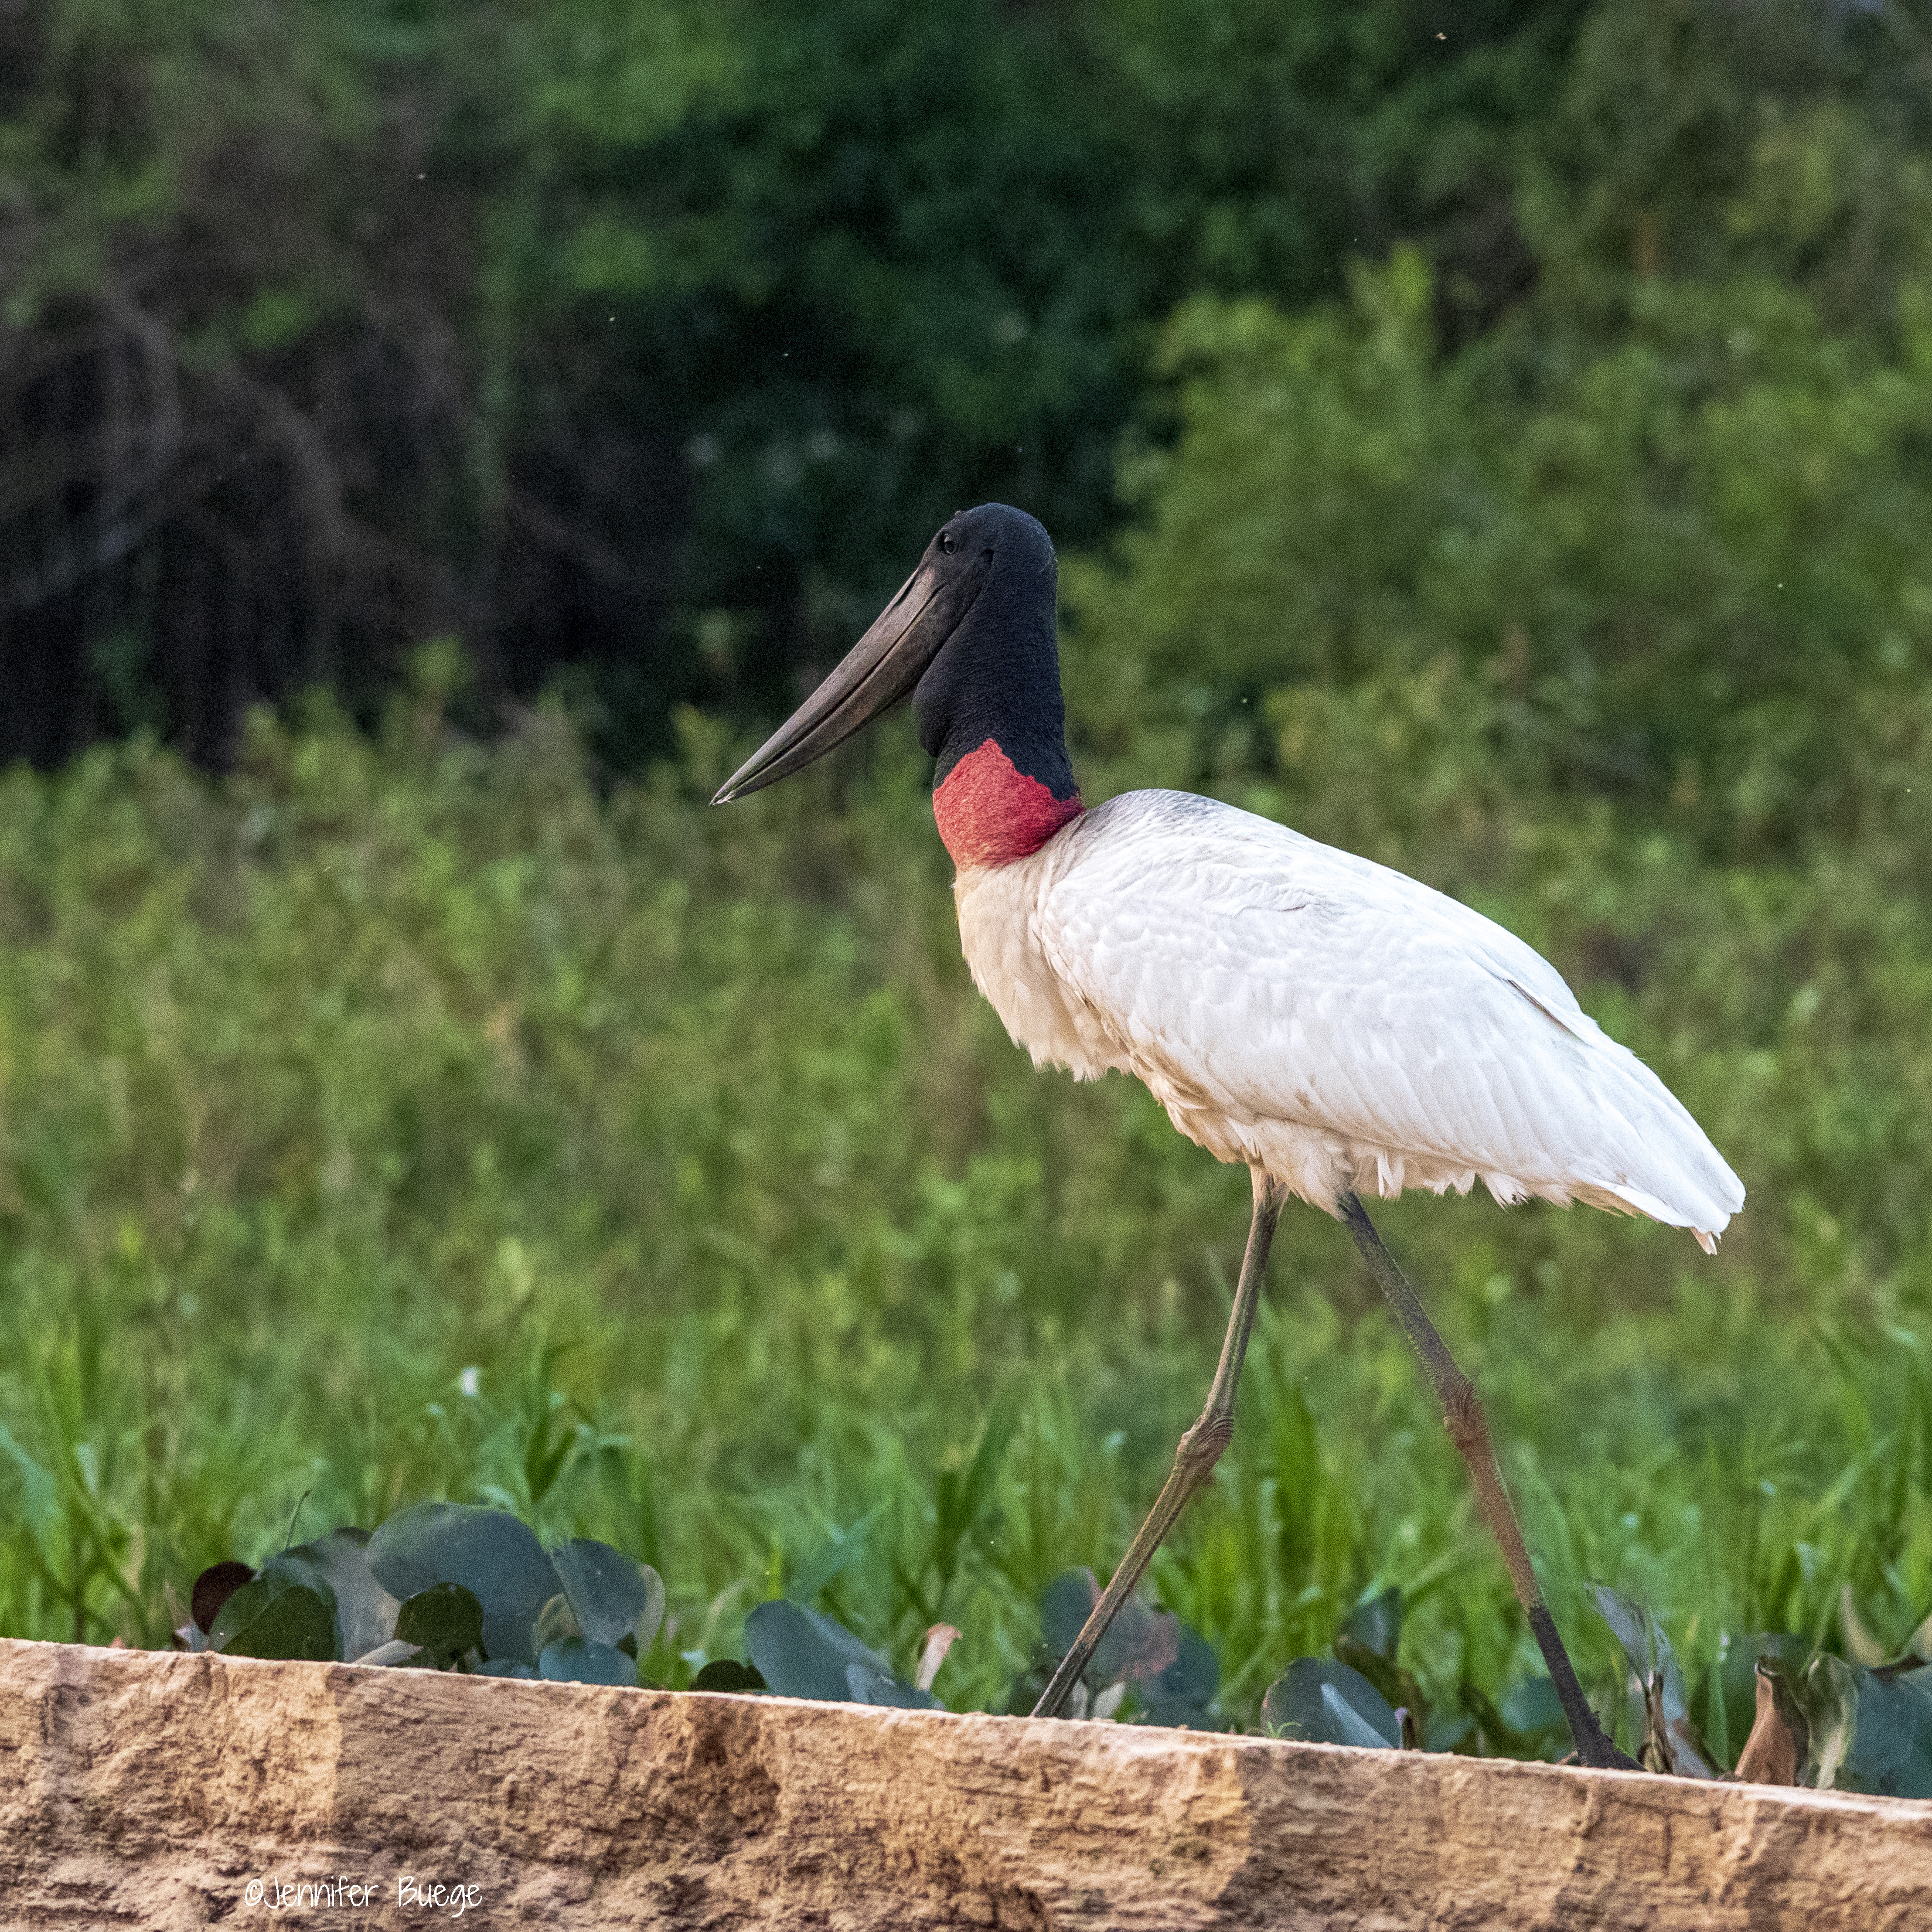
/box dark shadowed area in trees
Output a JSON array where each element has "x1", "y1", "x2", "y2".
[{"x1": 8, "y1": 0, "x2": 1927, "y2": 811}]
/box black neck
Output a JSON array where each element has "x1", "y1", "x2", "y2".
[{"x1": 914, "y1": 537, "x2": 1077, "y2": 800}]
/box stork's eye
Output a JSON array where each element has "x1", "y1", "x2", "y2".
[{"x1": 938, "y1": 531, "x2": 956, "y2": 554}]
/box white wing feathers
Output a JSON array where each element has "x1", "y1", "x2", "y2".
[{"x1": 966, "y1": 790, "x2": 1742, "y2": 1248}]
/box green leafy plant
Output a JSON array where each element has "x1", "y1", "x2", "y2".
[
  {"x1": 1008, "y1": 1569, "x2": 1219, "y2": 1727},
  {"x1": 1262, "y1": 1660, "x2": 1403, "y2": 1750},
  {"x1": 1580, "y1": 1582, "x2": 1932, "y2": 1797},
  {"x1": 178, "y1": 1505, "x2": 665, "y2": 1686},
  {"x1": 745, "y1": 1599, "x2": 938, "y2": 1710}
]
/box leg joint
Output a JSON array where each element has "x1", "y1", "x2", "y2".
[
  {"x1": 1442, "y1": 1377, "x2": 1488, "y2": 1459},
  {"x1": 1177, "y1": 1414, "x2": 1235, "y2": 1478}
]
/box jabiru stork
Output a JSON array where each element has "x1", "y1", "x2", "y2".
[{"x1": 715, "y1": 503, "x2": 1742, "y2": 1767}]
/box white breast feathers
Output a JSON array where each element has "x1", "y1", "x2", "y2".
[{"x1": 951, "y1": 789, "x2": 1743, "y2": 1249}]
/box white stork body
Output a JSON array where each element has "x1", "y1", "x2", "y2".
[{"x1": 955, "y1": 788, "x2": 1743, "y2": 1249}]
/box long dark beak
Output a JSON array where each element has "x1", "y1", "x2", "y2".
[{"x1": 712, "y1": 544, "x2": 989, "y2": 803}]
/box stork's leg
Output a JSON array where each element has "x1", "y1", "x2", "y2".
[
  {"x1": 1338, "y1": 1192, "x2": 1635, "y2": 1771},
  {"x1": 1032, "y1": 1167, "x2": 1282, "y2": 1720}
]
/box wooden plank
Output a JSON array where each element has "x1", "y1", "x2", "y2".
[{"x1": 1, "y1": 1636, "x2": 1927, "y2": 1928}]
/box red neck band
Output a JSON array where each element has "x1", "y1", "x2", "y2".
[{"x1": 932, "y1": 739, "x2": 1083, "y2": 868}]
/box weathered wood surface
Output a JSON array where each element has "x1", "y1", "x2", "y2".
[{"x1": 1, "y1": 1637, "x2": 1927, "y2": 1928}]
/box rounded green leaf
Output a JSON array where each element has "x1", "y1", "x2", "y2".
[
  {"x1": 1262, "y1": 1659, "x2": 1402, "y2": 1750},
  {"x1": 191, "y1": 1561, "x2": 256, "y2": 1637},
  {"x1": 1808, "y1": 1657, "x2": 1932, "y2": 1798},
  {"x1": 691, "y1": 1658, "x2": 767, "y2": 1694},
  {"x1": 1140, "y1": 1621, "x2": 1221, "y2": 1728},
  {"x1": 1498, "y1": 1674, "x2": 1568, "y2": 1746},
  {"x1": 1039, "y1": 1569, "x2": 1099, "y2": 1662},
  {"x1": 744, "y1": 1600, "x2": 935, "y2": 1708},
  {"x1": 273, "y1": 1530, "x2": 400, "y2": 1663},
  {"x1": 538, "y1": 1637, "x2": 637, "y2": 1686},
  {"x1": 843, "y1": 1660, "x2": 940, "y2": 1710},
  {"x1": 210, "y1": 1573, "x2": 338, "y2": 1663},
  {"x1": 1338, "y1": 1586, "x2": 1404, "y2": 1664},
  {"x1": 394, "y1": 1582, "x2": 485, "y2": 1667},
  {"x1": 532, "y1": 1592, "x2": 583, "y2": 1654},
  {"x1": 548, "y1": 1539, "x2": 663, "y2": 1650},
  {"x1": 366, "y1": 1504, "x2": 559, "y2": 1665},
  {"x1": 1589, "y1": 1582, "x2": 1689, "y2": 1718}
]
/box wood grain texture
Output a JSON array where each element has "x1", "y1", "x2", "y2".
[{"x1": 1, "y1": 1636, "x2": 1927, "y2": 1928}]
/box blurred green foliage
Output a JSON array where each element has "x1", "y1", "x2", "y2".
[{"x1": 1070, "y1": 253, "x2": 1932, "y2": 857}]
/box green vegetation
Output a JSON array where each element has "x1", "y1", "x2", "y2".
[
  {"x1": 1, "y1": 653, "x2": 1928, "y2": 1759},
  {"x1": 2, "y1": 0, "x2": 1931, "y2": 1777}
]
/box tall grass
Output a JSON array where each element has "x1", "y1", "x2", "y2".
[{"x1": 1, "y1": 667, "x2": 1927, "y2": 1744}]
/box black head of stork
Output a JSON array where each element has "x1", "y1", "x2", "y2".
[{"x1": 712, "y1": 505, "x2": 1080, "y2": 863}]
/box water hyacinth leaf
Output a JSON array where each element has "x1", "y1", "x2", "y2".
[
  {"x1": 1040, "y1": 1570, "x2": 1101, "y2": 1664},
  {"x1": 210, "y1": 1572, "x2": 337, "y2": 1662},
  {"x1": 1804, "y1": 1656, "x2": 1932, "y2": 1798},
  {"x1": 1498, "y1": 1675, "x2": 1569, "y2": 1750},
  {"x1": 1091, "y1": 1595, "x2": 1181, "y2": 1692},
  {"x1": 1589, "y1": 1583, "x2": 1689, "y2": 1718},
  {"x1": 533, "y1": 1592, "x2": 584, "y2": 1655},
  {"x1": 1331, "y1": 1635, "x2": 1412, "y2": 1724},
  {"x1": 1458, "y1": 1679, "x2": 1548, "y2": 1759},
  {"x1": 394, "y1": 1582, "x2": 485, "y2": 1667},
  {"x1": 1262, "y1": 1660, "x2": 1401, "y2": 1749},
  {"x1": 1589, "y1": 1582, "x2": 1718, "y2": 1772},
  {"x1": 1338, "y1": 1586, "x2": 1403, "y2": 1662},
  {"x1": 1033, "y1": 1566, "x2": 1211, "y2": 1720},
  {"x1": 539, "y1": 1637, "x2": 638, "y2": 1686},
  {"x1": 1039, "y1": 1568, "x2": 1179, "y2": 1688},
  {"x1": 274, "y1": 1529, "x2": 399, "y2": 1662},
  {"x1": 746, "y1": 1598, "x2": 878, "y2": 1702},
  {"x1": 745, "y1": 1599, "x2": 935, "y2": 1707},
  {"x1": 1849, "y1": 1664, "x2": 1932, "y2": 1799},
  {"x1": 846, "y1": 1660, "x2": 941, "y2": 1709},
  {"x1": 1139, "y1": 1621, "x2": 1220, "y2": 1728},
  {"x1": 691, "y1": 1658, "x2": 768, "y2": 1694},
  {"x1": 550, "y1": 1538, "x2": 663, "y2": 1650},
  {"x1": 366, "y1": 1504, "x2": 560, "y2": 1665},
  {"x1": 190, "y1": 1560, "x2": 257, "y2": 1636}
]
